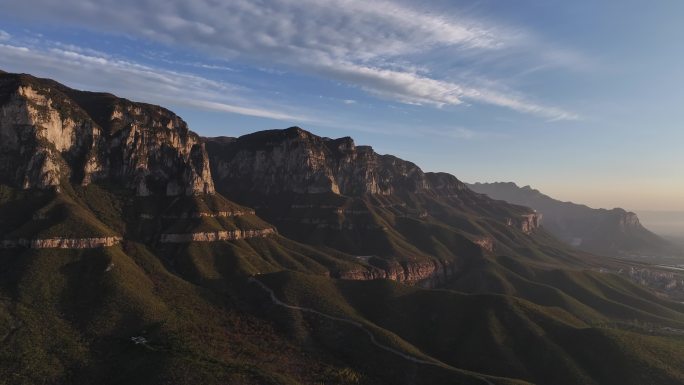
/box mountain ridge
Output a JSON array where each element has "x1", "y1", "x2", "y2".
[
  {"x1": 204, "y1": 127, "x2": 548, "y2": 286},
  {"x1": 467, "y1": 181, "x2": 679, "y2": 258}
]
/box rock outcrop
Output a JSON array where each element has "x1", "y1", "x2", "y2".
[
  {"x1": 156, "y1": 209, "x2": 256, "y2": 219},
  {"x1": 0, "y1": 73, "x2": 214, "y2": 196},
  {"x1": 507, "y1": 213, "x2": 543, "y2": 234},
  {"x1": 473, "y1": 236, "x2": 495, "y2": 252},
  {"x1": 0, "y1": 236, "x2": 122, "y2": 249},
  {"x1": 333, "y1": 259, "x2": 458, "y2": 288},
  {"x1": 618, "y1": 211, "x2": 642, "y2": 230},
  {"x1": 159, "y1": 228, "x2": 276, "y2": 243}
]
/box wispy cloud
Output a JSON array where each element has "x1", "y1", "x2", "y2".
[
  {"x1": 0, "y1": 42, "x2": 312, "y2": 123},
  {"x1": 1, "y1": 0, "x2": 580, "y2": 120},
  {"x1": 0, "y1": 30, "x2": 10, "y2": 42},
  {"x1": 182, "y1": 100, "x2": 308, "y2": 121},
  {"x1": 424, "y1": 127, "x2": 510, "y2": 141},
  {"x1": 314, "y1": 62, "x2": 578, "y2": 120},
  {"x1": 313, "y1": 117, "x2": 501, "y2": 142}
]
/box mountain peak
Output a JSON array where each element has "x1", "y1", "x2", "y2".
[{"x1": 284, "y1": 125, "x2": 309, "y2": 136}]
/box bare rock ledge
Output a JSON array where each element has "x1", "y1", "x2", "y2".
[
  {"x1": 160, "y1": 228, "x2": 276, "y2": 243},
  {"x1": 0, "y1": 236, "x2": 123, "y2": 249}
]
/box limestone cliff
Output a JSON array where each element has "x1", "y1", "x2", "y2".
[
  {"x1": 333, "y1": 259, "x2": 458, "y2": 288},
  {"x1": 0, "y1": 73, "x2": 214, "y2": 196},
  {"x1": 160, "y1": 228, "x2": 276, "y2": 243},
  {"x1": 205, "y1": 127, "x2": 438, "y2": 197},
  {"x1": 204, "y1": 127, "x2": 540, "y2": 234},
  {"x1": 508, "y1": 213, "x2": 543, "y2": 235},
  {"x1": 0, "y1": 236, "x2": 122, "y2": 249}
]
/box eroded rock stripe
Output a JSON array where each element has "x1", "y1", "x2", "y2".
[
  {"x1": 0, "y1": 236, "x2": 123, "y2": 249},
  {"x1": 160, "y1": 228, "x2": 276, "y2": 243},
  {"x1": 1, "y1": 228, "x2": 278, "y2": 249}
]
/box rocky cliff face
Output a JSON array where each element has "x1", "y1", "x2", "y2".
[
  {"x1": 509, "y1": 213, "x2": 543, "y2": 234},
  {"x1": 159, "y1": 228, "x2": 276, "y2": 243},
  {"x1": 0, "y1": 73, "x2": 214, "y2": 196},
  {"x1": 205, "y1": 127, "x2": 466, "y2": 197},
  {"x1": 617, "y1": 211, "x2": 642, "y2": 229},
  {"x1": 204, "y1": 127, "x2": 539, "y2": 233},
  {"x1": 0, "y1": 236, "x2": 122, "y2": 249},
  {"x1": 333, "y1": 259, "x2": 458, "y2": 288},
  {"x1": 473, "y1": 236, "x2": 495, "y2": 252}
]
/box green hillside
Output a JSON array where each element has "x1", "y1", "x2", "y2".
[{"x1": 252, "y1": 271, "x2": 684, "y2": 385}]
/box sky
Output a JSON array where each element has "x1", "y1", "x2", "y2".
[{"x1": 0, "y1": 0, "x2": 682, "y2": 211}]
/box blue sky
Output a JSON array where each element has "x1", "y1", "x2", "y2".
[{"x1": 1, "y1": 0, "x2": 682, "y2": 210}]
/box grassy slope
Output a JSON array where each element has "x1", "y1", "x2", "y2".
[
  {"x1": 0, "y1": 182, "x2": 387, "y2": 384},
  {"x1": 3, "y1": 180, "x2": 684, "y2": 385},
  {"x1": 0, "y1": 185, "x2": 118, "y2": 239},
  {"x1": 0, "y1": 242, "x2": 391, "y2": 385},
  {"x1": 257, "y1": 271, "x2": 684, "y2": 385},
  {"x1": 4, "y1": 238, "x2": 683, "y2": 385}
]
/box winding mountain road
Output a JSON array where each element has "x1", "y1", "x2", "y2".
[{"x1": 248, "y1": 277, "x2": 495, "y2": 385}]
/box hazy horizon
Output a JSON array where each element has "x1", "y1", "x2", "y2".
[
  {"x1": 466, "y1": 180, "x2": 684, "y2": 213},
  {"x1": 636, "y1": 210, "x2": 684, "y2": 238},
  {"x1": 1, "y1": 0, "x2": 682, "y2": 211}
]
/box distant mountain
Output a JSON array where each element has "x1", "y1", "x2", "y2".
[
  {"x1": 467, "y1": 182, "x2": 679, "y2": 258},
  {"x1": 3, "y1": 71, "x2": 684, "y2": 385}
]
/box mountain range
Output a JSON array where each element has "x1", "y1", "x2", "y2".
[
  {"x1": 1, "y1": 71, "x2": 684, "y2": 385},
  {"x1": 467, "y1": 182, "x2": 680, "y2": 259}
]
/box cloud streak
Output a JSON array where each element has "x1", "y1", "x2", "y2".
[
  {"x1": 0, "y1": 42, "x2": 312, "y2": 122},
  {"x1": 2, "y1": 0, "x2": 579, "y2": 120}
]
